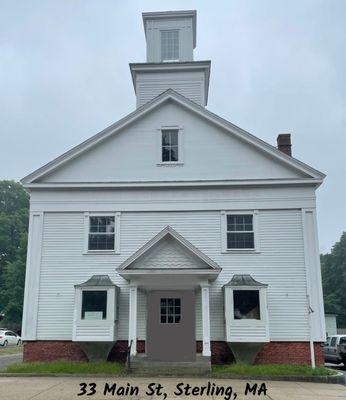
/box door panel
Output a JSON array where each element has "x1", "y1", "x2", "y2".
[{"x1": 147, "y1": 291, "x2": 195, "y2": 361}]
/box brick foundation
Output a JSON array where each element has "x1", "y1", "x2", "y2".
[
  {"x1": 255, "y1": 341, "x2": 324, "y2": 366},
  {"x1": 24, "y1": 340, "x2": 323, "y2": 366}
]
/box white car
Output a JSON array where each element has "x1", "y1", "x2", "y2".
[{"x1": 0, "y1": 330, "x2": 21, "y2": 347}]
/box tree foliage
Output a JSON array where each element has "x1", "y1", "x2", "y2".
[
  {"x1": 0, "y1": 181, "x2": 29, "y2": 329},
  {"x1": 321, "y1": 232, "x2": 346, "y2": 327}
]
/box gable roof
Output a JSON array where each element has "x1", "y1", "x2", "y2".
[
  {"x1": 21, "y1": 89, "x2": 325, "y2": 186},
  {"x1": 117, "y1": 225, "x2": 221, "y2": 272}
]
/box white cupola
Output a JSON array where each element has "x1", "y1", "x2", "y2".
[{"x1": 130, "y1": 10, "x2": 210, "y2": 108}]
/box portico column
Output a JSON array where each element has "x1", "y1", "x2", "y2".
[
  {"x1": 128, "y1": 284, "x2": 137, "y2": 356},
  {"x1": 201, "y1": 283, "x2": 211, "y2": 357}
]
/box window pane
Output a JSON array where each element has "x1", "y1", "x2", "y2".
[
  {"x1": 162, "y1": 131, "x2": 170, "y2": 146},
  {"x1": 227, "y1": 232, "x2": 254, "y2": 249},
  {"x1": 170, "y1": 131, "x2": 178, "y2": 145},
  {"x1": 170, "y1": 146, "x2": 178, "y2": 162},
  {"x1": 233, "y1": 290, "x2": 260, "y2": 320},
  {"x1": 82, "y1": 290, "x2": 107, "y2": 319},
  {"x1": 162, "y1": 146, "x2": 170, "y2": 162}
]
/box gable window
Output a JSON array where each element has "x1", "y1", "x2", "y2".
[
  {"x1": 161, "y1": 30, "x2": 179, "y2": 62},
  {"x1": 162, "y1": 129, "x2": 179, "y2": 162},
  {"x1": 81, "y1": 290, "x2": 107, "y2": 320},
  {"x1": 227, "y1": 214, "x2": 254, "y2": 249},
  {"x1": 233, "y1": 290, "x2": 260, "y2": 320}
]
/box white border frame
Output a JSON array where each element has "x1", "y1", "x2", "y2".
[
  {"x1": 221, "y1": 210, "x2": 260, "y2": 253},
  {"x1": 156, "y1": 125, "x2": 184, "y2": 166},
  {"x1": 83, "y1": 212, "x2": 121, "y2": 254}
]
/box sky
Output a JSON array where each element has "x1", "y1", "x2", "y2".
[{"x1": 0, "y1": 0, "x2": 345, "y2": 253}]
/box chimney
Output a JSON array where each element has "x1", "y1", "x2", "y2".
[{"x1": 277, "y1": 134, "x2": 292, "y2": 156}]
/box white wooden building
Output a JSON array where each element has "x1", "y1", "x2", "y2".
[{"x1": 21, "y1": 10, "x2": 326, "y2": 366}]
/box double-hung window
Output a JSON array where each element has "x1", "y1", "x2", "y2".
[
  {"x1": 84, "y1": 213, "x2": 121, "y2": 253},
  {"x1": 227, "y1": 214, "x2": 254, "y2": 250},
  {"x1": 162, "y1": 129, "x2": 179, "y2": 162},
  {"x1": 161, "y1": 30, "x2": 179, "y2": 62}
]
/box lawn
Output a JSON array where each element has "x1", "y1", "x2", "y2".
[
  {"x1": 4, "y1": 360, "x2": 125, "y2": 374},
  {"x1": 212, "y1": 364, "x2": 333, "y2": 377},
  {"x1": 0, "y1": 346, "x2": 23, "y2": 356}
]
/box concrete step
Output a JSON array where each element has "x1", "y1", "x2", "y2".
[{"x1": 129, "y1": 354, "x2": 211, "y2": 377}]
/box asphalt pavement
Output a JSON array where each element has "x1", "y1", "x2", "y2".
[{"x1": 0, "y1": 352, "x2": 23, "y2": 369}]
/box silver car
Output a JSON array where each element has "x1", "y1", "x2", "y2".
[
  {"x1": 0, "y1": 330, "x2": 22, "y2": 347},
  {"x1": 323, "y1": 335, "x2": 346, "y2": 364}
]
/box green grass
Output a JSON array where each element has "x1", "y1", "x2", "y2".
[
  {"x1": 4, "y1": 360, "x2": 125, "y2": 374},
  {"x1": 212, "y1": 364, "x2": 333, "y2": 377},
  {"x1": 0, "y1": 346, "x2": 23, "y2": 356}
]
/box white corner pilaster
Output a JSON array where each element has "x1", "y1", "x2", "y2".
[
  {"x1": 200, "y1": 283, "x2": 211, "y2": 357},
  {"x1": 128, "y1": 284, "x2": 138, "y2": 356}
]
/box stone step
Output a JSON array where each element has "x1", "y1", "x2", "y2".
[{"x1": 129, "y1": 354, "x2": 211, "y2": 377}]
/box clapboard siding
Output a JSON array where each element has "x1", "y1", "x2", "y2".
[
  {"x1": 36, "y1": 209, "x2": 310, "y2": 342},
  {"x1": 136, "y1": 71, "x2": 205, "y2": 107}
]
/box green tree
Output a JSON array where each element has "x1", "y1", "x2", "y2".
[
  {"x1": 0, "y1": 180, "x2": 29, "y2": 329},
  {"x1": 321, "y1": 232, "x2": 346, "y2": 327}
]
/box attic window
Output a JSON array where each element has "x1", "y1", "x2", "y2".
[
  {"x1": 161, "y1": 30, "x2": 179, "y2": 62},
  {"x1": 162, "y1": 129, "x2": 179, "y2": 162}
]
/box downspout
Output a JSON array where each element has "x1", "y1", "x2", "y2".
[
  {"x1": 302, "y1": 209, "x2": 316, "y2": 369},
  {"x1": 307, "y1": 295, "x2": 315, "y2": 369}
]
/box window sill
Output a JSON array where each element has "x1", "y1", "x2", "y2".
[
  {"x1": 222, "y1": 249, "x2": 260, "y2": 254},
  {"x1": 83, "y1": 250, "x2": 120, "y2": 255},
  {"x1": 157, "y1": 162, "x2": 184, "y2": 167}
]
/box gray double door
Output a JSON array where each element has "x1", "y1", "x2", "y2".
[{"x1": 146, "y1": 290, "x2": 195, "y2": 361}]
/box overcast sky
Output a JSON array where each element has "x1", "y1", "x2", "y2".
[{"x1": 1, "y1": 0, "x2": 345, "y2": 253}]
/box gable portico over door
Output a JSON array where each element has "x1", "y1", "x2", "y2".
[{"x1": 117, "y1": 226, "x2": 221, "y2": 360}]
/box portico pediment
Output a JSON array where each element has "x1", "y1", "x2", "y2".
[{"x1": 117, "y1": 226, "x2": 221, "y2": 283}]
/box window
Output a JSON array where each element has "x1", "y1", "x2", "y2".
[
  {"x1": 88, "y1": 216, "x2": 115, "y2": 251},
  {"x1": 330, "y1": 337, "x2": 337, "y2": 347},
  {"x1": 227, "y1": 214, "x2": 254, "y2": 249},
  {"x1": 162, "y1": 129, "x2": 179, "y2": 162},
  {"x1": 161, "y1": 30, "x2": 179, "y2": 61},
  {"x1": 81, "y1": 290, "x2": 107, "y2": 320},
  {"x1": 233, "y1": 290, "x2": 260, "y2": 320},
  {"x1": 160, "y1": 298, "x2": 181, "y2": 323},
  {"x1": 340, "y1": 337, "x2": 346, "y2": 345}
]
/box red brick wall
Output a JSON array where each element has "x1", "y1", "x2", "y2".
[
  {"x1": 24, "y1": 340, "x2": 323, "y2": 366},
  {"x1": 24, "y1": 341, "x2": 88, "y2": 363},
  {"x1": 255, "y1": 342, "x2": 324, "y2": 366}
]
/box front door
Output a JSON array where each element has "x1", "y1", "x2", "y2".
[{"x1": 147, "y1": 291, "x2": 195, "y2": 361}]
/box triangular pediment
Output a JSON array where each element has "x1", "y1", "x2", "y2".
[
  {"x1": 22, "y1": 89, "x2": 324, "y2": 186},
  {"x1": 117, "y1": 226, "x2": 221, "y2": 272}
]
